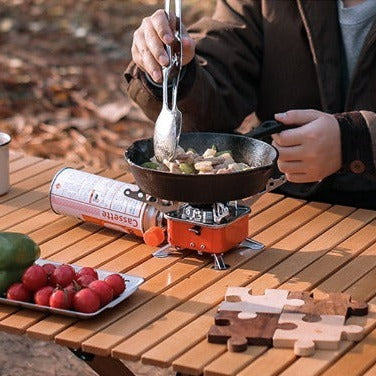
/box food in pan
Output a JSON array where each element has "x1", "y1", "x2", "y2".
[{"x1": 142, "y1": 146, "x2": 253, "y2": 174}]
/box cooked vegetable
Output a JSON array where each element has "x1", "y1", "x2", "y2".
[
  {"x1": 203, "y1": 148, "x2": 217, "y2": 158},
  {"x1": 141, "y1": 162, "x2": 159, "y2": 170},
  {"x1": 194, "y1": 160, "x2": 214, "y2": 173},
  {"x1": 215, "y1": 150, "x2": 232, "y2": 157},
  {"x1": 179, "y1": 163, "x2": 196, "y2": 174}
]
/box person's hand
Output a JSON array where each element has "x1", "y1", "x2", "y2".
[
  {"x1": 272, "y1": 109, "x2": 342, "y2": 183},
  {"x1": 131, "y1": 9, "x2": 196, "y2": 83}
]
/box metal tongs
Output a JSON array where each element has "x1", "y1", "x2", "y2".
[{"x1": 153, "y1": 0, "x2": 183, "y2": 162}]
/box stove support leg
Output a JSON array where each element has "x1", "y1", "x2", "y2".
[
  {"x1": 240, "y1": 238, "x2": 265, "y2": 250},
  {"x1": 212, "y1": 253, "x2": 228, "y2": 270},
  {"x1": 152, "y1": 244, "x2": 173, "y2": 258}
]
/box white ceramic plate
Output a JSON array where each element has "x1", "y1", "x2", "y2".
[{"x1": 0, "y1": 258, "x2": 144, "y2": 319}]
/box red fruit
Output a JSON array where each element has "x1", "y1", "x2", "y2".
[
  {"x1": 42, "y1": 263, "x2": 56, "y2": 285},
  {"x1": 64, "y1": 281, "x2": 80, "y2": 302},
  {"x1": 49, "y1": 289, "x2": 72, "y2": 309},
  {"x1": 76, "y1": 267, "x2": 98, "y2": 280},
  {"x1": 73, "y1": 288, "x2": 101, "y2": 313},
  {"x1": 51, "y1": 264, "x2": 75, "y2": 287},
  {"x1": 7, "y1": 283, "x2": 31, "y2": 302},
  {"x1": 22, "y1": 265, "x2": 48, "y2": 292},
  {"x1": 88, "y1": 280, "x2": 114, "y2": 307},
  {"x1": 64, "y1": 289, "x2": 75, "y2": 305},
  {"x1": 42, "y1": 263, "x2": 56, "y2": 275},
  {"x1": 104, "y1": 274, "x2": 125, "y2": 297},
  {"x1": 65, "y1": 280, "x2": 81, "y2": 293},
  {"x1": 76, "y1": 274, "x2": 97, "y2": 288},
  {"x1": 34, "y1": 286, "x2": 54, "y2": 306}
]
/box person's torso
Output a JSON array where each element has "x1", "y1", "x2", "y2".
[
  {"x1": 256, "y1": 0, "x2": 376, "y2": 121},
  {"x1": 254, "y1": 0, "x2": 376, "y2": 200}
]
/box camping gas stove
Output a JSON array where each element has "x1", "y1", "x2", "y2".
[
  {"x1": 124, "y1": 187, "x2": 273, "y2": 270},
  {"x1": 164, "y1": 202, "x2": 253, "y2": 269},
  {"x1": 49, "y1": 168, "x2": 285, "y2": 270}
]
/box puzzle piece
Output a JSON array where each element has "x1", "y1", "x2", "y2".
[
  {"x1": 208, "y1": 310, "x2": 282, "y2": 352},
  {"x1": 273, "y1": 313, "x2": 365, "y2": 356},
  {"x1": 219, "y1": 288, "x2": 305, "y2": 314},
  {"x1": 283, "y1": 292, "x2": 368, "y2": 318},
  {"x1": 210, "y1": 288, "x2": 368, "y2": 355}
]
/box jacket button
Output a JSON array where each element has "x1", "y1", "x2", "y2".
[{"x1": 349, "y1": 160, "x2": 365, "y2": 174}]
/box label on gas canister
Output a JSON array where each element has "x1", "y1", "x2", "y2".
[{"x1": 49, "y1": 168, "x2": 147, "y2": 237}]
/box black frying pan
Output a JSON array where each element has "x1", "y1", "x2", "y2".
[{"x1": 125, "y1": 121, "x2": 283, "y2": 204}]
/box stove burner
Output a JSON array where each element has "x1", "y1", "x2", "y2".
[
  {"x1": 167, "y1": 202, "x2": 250, "y2": 226},
  {"x1": 181, "y1": 203, "x2": 229, "y2": 224}
]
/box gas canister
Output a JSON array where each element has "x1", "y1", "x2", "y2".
[{"x1": 49, "y1": 168, "x2": 165, "y2": 246}]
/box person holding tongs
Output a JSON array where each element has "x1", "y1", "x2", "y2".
[{"x1": 125, "y1": 0, "x2": 376, "y2": 209}]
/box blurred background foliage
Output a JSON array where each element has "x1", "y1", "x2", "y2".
[{"x1": 0, "y1": 0, "x2": 216, "y2": 169}]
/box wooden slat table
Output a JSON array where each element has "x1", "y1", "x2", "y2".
[{"x1": 1, "y1": 152, "x2": 376, "y2": 376}]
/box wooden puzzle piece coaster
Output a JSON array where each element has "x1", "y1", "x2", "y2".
[
  {"x1": 210, "y1": 288, "x2": 367, "y2": 355},
  {"x1": 283, "y1": 292, "x2": 368, "y2": 318},
  {"x1": 273, "y1": 313, "x2": 365, "y2": 357},
  {"x1": 208, "y1": 310, "x2": 285, "y2": 352},
  {"x1": 219, "y1": 288, "x2": 305, "y2": 314}
]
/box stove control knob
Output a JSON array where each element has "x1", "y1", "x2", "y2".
[
  {"x1": 143, "y1": 226, "x2": 165, "y2": 247},
  {"x1": 188, "y1": 225, "x2": 201, "y2": 235}
]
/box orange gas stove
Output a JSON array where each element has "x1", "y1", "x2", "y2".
[
  {"x1": 164, "y1": 202, "x2": 252, "y2": 268},
  {"x1": 144, "y1": 201, "x2": 264, "y2": 270}
]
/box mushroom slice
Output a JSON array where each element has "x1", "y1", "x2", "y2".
[
  {"x1": 203, "y1": 157, "x2": 225, "y2": 166},
  {"x1": 203, "y1": 148, "x2": 217, "y2": 158},
  {"x1": 163, "y1": 159, "x2": 182, "y2": 174},
  {"x1": 194, "y1": 160, "x2": 214, "y2": 172}
]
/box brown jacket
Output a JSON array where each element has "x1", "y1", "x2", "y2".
[{"x1": 125, "y1": 0, "x2": 376, "y2": 207}]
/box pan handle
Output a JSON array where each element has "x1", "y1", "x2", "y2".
[
  {"x1": 245, "y1": 120, "x2": 324, "y2": 198},
  {"x1": 245, "y1": 120, "x2": 291, "y2": 139}
]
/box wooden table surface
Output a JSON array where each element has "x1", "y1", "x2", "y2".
[{"x1": 1, "y1": 152, "x2": 376, "y2": 376}]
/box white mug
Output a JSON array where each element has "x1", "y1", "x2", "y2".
[{"x1": 0, "y1": 132, "x2": 11, "y2": 195}]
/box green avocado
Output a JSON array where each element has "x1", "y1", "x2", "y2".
[{"x1": 0, "y1": 232, "x2": 40, "y2": 294}]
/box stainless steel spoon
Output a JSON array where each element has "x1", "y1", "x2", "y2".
[{"x1": 153, "y1": 0, "x2": 183, "y2": 163}]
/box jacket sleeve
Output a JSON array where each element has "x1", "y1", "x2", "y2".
[
  {"x1": 334, "y1": 111, "x2": 376, "y2": 177},
  {"x1": 124, "y1": 0, "x2": 263, "y2": 133}
]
